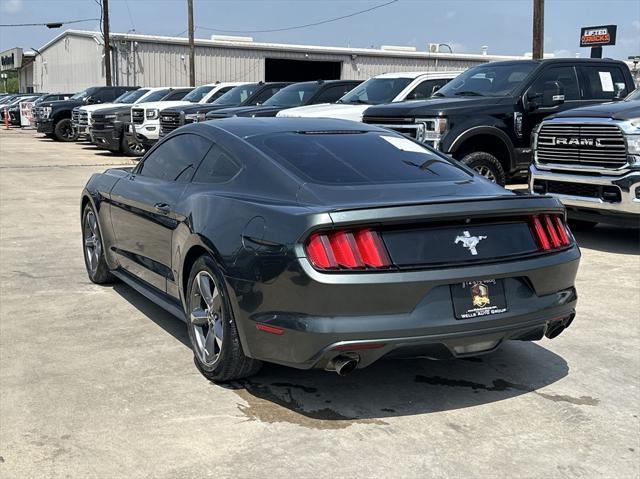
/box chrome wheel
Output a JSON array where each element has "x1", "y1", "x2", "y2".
[
  {"x1": 190, "y1": 271, "x2": 224, "y2": 367},
  {"x1": 474, "y1": 165, "x2": 497, "y2": 182},
  {"x1": 83, "y1": 210, "x2": 102, "y2": 274},
  {"x1": 127, "y1": 140, "x2": 146, "y2": 156}
]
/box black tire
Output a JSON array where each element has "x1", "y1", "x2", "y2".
[
  {"x1": 186, "y1": 255, "x2": 262, "y2": 382},
  {"x1": 81, "y1": 204, "x2": 115, "y2": 284},
  {"x1": 121, "y1": 135, "x2": 146, "y2": 157},
  {"x1": 460, "y1": 151, "x2": 506, "y2": 186},
  {"x1": 568, "y1": 219, "x2": 598, "y2": 231},
  {"x1": 54, "y1": 118, "x2": 77, "y2": 142},
  {"x1": 44, "y1": 133, "x2": 56, "y2": 139}
]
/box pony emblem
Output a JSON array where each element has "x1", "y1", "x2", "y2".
[{"x1": 454, "y1": 230, "x2": 487, "y2": 255}]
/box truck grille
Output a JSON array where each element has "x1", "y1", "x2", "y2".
[
  {"x1": 72, "y1": 108, "x2": 80, "y2": 125},
  {"x1": 160, "y1": 111, "x2": 182, "y2": 135},
  {"x1": 131, "y1": 108, "x2": 144, "y2": 125},
  {"x1": 533, "y1": 179, "x2": 622, "y2": 203},
  {"x1": 91, "y1": 113, "x2": 114, "y2": 131},
  {"x1": 78, "y1": 110, "x2": 89, "y2": 126},
  {"x1": 536, "y1": 123, "x2": 627, "y2": 169},
  {"x1": 363, "y1": 117, "x2": 421, "y2": 139},
  {"x1": 33, "y1": 106, "x2": 43, "y2": 120}
]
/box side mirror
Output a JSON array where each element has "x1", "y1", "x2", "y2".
[
  {"x1": 85, "y1": 96, "x2": 98, "y2": 104},
  {"x1": 613, "y1": 83, "x2": 627, "y2": 101},
  {"x1": 542, "y1": 81, "x2": 565, "y2": 108}
]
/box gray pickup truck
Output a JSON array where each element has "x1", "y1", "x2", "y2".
[{"x1": 529, "y1": 88, "x2": 640, "y2": 228}]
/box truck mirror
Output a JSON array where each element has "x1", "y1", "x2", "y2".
[
  {"x1": 613, "y1": 83, "x2": 626, "y2": 101},
  {"x1": 542, "y1": 81, "x2": 564, "y2": 108}
]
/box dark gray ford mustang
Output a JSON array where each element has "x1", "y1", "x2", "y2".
[{"x1": 81, "y1": 117, "x2": 580, "y2": 381}]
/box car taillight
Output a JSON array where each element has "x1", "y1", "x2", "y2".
[
  {"x1": 305, "y1": 229, "x2": 391, "y2": 271},
  {"x1": 529, "y1": 214, "x2": 572, "y2": 251}
]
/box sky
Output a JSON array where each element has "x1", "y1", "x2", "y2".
[{"x1": 0, "y1": 0, "x2": 639, "y2": 60}]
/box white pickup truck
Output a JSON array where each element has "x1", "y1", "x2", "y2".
[
  {"x1": 129, "y1": 82, "x2": 245, "y2": 146},
  {"x1": 276, "y1": 71, "x2": 461, "y2": 122}
]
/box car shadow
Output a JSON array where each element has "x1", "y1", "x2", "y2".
[
  {"x1": 573, "y1": 224, "x2": 639, "y2": 255},
  {"x1": 112, "y1": 282, "x2": 574, "y2": 425}
]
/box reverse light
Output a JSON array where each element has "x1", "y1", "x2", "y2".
[
  {"x1": 530, "y1": 214, "x2": 572, "y2": 252},
  {"x1": 305, "y1": 229, "x2": 391, "y2": 271}
]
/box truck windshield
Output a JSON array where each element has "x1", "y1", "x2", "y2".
[
  {"x1": 212, "y1": 84, "x2": 259, "y2": 105},
  {"x1": 70, "y1": 88, "x2": 96, "y2": 100},
  {"x1": 120, "y1": 89, "x2": 149, "y2": 103},
  {"x1": 625, "y1": 88, "x2": 640, "y2": 101},
  {"x1": 142, "y1": 89, "x2": 171, "y2": 102},
  {"x1": 182, "y1": 85, "x2": 215, "y2": 102},
  {"x1": 340, "y1": 77, "x2": 413, "y2": 105},
  {"x1": 263, "y1": 83, "x2": 320, "y2": 107},
  {"x1": 434, "y1": 63, "x2": 537, "y2": 98}
]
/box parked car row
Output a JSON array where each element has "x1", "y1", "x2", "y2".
[{"x1": 19, "y1": 57, "x2": 640, "y2": 228}]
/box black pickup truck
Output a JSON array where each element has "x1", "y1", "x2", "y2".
[
  {"x1": 363, "y1": 58, "x2": 635, "y2": 185},
  {"x1": 159, "y1": 82, "x2": 291, "y2": 137},
  {"x1": 37, "y1": 86, "x2": 138, "y2": 141}
]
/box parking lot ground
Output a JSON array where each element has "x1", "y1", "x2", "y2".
[{"x1": 1, "y1": 127, "x2": 639, "y2": 479}]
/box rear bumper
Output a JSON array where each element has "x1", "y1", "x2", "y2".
[
  {"x1": 228, "y1": 246, "x2": 580, "y2": 370},
  {"x1": 530, "y1": 165, "x2": 640, "y2": 226}
]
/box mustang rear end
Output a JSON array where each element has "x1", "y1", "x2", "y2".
[{"x1": 231, "y1": 195, "x2": 579, "y2": 374}]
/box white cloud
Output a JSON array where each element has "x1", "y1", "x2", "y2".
[
  {"x1": 632, "y1": 20, "x2": 640, "y2": 31},
  {"x1": 552, "y1": 49, "x2": 575, "y2": 58},
  {"x1": 445, "y1": 11, "x2": 456, "y2": 20},
  {"x1": 0, "y1": 0, "x2": 23, "y2": 13}
]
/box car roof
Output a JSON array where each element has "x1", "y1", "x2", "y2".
[
  {"x1": 374, "y1": 71, "x2": 462, "y2": 79},
  {"x1": 197, "y1": 116, "x2": 382, "y2": 139}
]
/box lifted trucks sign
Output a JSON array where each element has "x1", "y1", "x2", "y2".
[{"x1": 580, "y1": 25, "x2": 617, "y2": 47}]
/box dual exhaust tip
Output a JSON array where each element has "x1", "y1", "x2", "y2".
[{"x1": 545, "y1": 313, "x2": 575, "y2": 339}]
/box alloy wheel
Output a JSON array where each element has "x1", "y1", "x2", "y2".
[
  {"x1": 83, "y1": 210, "x2": 102, "y2": 275},
  {"x1": 474, "y1": 165, "x2": 497, "y2": 182},
  {"x1": 190, "y1": 271, "x2": 224, "y2": 366},
  {"x1": 127, "y1": 140, "x2": 145, "y2": 156}
]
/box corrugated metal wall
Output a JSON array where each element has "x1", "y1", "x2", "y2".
[{"x1": 34, "y1": 33, "x2": 495, "y2": 91}]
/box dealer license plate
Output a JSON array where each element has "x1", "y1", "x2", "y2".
[{"x1": 451, "y1": 279, "x2": 508, "y2": 320}]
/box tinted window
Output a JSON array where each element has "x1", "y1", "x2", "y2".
[
  {"x1": 250, "y1": 86, "x2": 283, "y2": 105},
  {"x1": 529, "y1": 66, "x2": 580, "y2": 101},
  {"x1": 192, "y1": 144, "x2": 241, "y2": 183},
  {"x1": 263, "y1": 83, "x2": 321, "y2": 107},
  {"x1": 138, "y1": 134, "x2": 211, "y2": 182},
  {"x1": 341, "y1": 77, "x2": 413, "y2": 104},
  {"x1": 436, "y1": 62, "x2": 537, "y2": 97},
  {"x1": 248, "y1": 131, "x2": 469, "y2": 185},
  {"x1": 143, "y1": 89, "x2": 171, "y2": 102},
  {"x1": 165, "y1": 90, "x2": 191, "y2": 101},
  {"x1": 580, "y1": 65, "x2": 628, "y2": 100},
  {"x1": 182, "y1": 85, "x2": 215, "y2": 102},
  {"x1": 124, "y1": 89, "x2": 150, "y2": 103},
  {"x1": 93, "y1": 89, "x2": 116, "y2": 102},
  {"x1": 406, "y1": 78, "x2": 452, "y2": 100},
  {"x1": 207, "y1": 86, "x2": 233, "y2": 103},
  {"x1": 314, "y1": 84, "x2": 355, "y2": 104},
  {"x1": 211, "y1": 84, "x2": 260, "y2": 105}
]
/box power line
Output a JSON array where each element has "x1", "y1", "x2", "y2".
[
  {"x1": 0, "y1": 18, "x2": 100, "y2": 27},
  {"x1": 197, "y1": 0, "x2": 399, "y2": 34},
  {"x1": 123, "y1": 0, "x2": 136, "y2": 31}
]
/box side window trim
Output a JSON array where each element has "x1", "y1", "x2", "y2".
[{"x1": 523, "y1": 64, "x2": 581, "y2": 105}]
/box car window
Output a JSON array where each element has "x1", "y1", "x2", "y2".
[
  {"x1": 529, "y1": 66, "x2": 580, "y2": 101},
  {"x1": 211, "y1": 85, "x2": 259, "y2": 105},
  {"x1": 248, "y1": 131, "x2": 469, "y2": 185},
  {"x1": 192, "y1": 144, "x2": 241, "y2": 183},
  {"x1": 138, "y1": 134, "x2": 212, "y2": 183},
  {"x1": 314, "y1": 84, "x2": 355, "y2": 104},
  {"x1": 93, "y1": 89, "x2": 115, "y2": 102},
  {"x1": 206, "y1": 87, "x2": 233, "y2": 103},
  {"x1": 263, "y1": 83, "x2": 320, "y2": 107},
  {"x1": 182, "y1": 85, "x2": 215, "y2": 102},
  {"x1": 165, "y1": 90, "x2": 190, "y2": 101},
  {"x1": 406, "y1": 79, "x2": 452, "y2": 100},
  {"x1": 340, "y1": 78, "x2": 414, "y2": 105},
  {"x1": 579, "y1": 65, "x2": 628, "y2": 100},
  {"x1": 144, "y1": 89, "x2": 171, "y2": 102},
  {"x1": 250, "y1": 86, "x2": 283, "y2": 105}
]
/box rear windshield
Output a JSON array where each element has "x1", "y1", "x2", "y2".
[{"x1": 248, "y1": 131, "x2": 469, "y2": 185}]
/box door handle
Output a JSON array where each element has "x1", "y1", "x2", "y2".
[{"x1": 154, "y1": 203, "x2": 171, "y2": 214}]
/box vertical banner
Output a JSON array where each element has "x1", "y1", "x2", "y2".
[{"x1": 19, "y1": 101, "x2": 34, "y2": 127}]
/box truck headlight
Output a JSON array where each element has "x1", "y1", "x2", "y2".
[
  {"x1": 415, "y1": 117, "x2": 448, "y2": 143},
  {"x1": 42, "y1": 106, "x2": 52, "y2": 119},
  {"x1": 146, "y1": 109, "x2": 159, "y2": 120},
  {"x1": 626, "y1": 134, "x2": 640, "y2": 156}
]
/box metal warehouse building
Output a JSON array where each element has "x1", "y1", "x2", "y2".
[{"x1": 12, "y1": 29, "x2": 524, "y2": 92}]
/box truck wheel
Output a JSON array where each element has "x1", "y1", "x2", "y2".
[
  {"x1": 568, "y1": 219, "x2": 598, "y2": 231},
  {"x1": 121, "y1": 136, "x2": 146, "y2": 157},
  {"x1": 54, "y1": 118, "x2": 77, "y2": 142},
  {"x1": 460, "y1": 151, "x2": 506, "y2": 186},
  {"x1": 186, "y1": 255, "x2": 262, "y2": 382}
]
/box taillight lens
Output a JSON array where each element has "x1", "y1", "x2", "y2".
[
  {"x1": 305, "y1": 229, "x2": 391, "y2": 271},
  {"x1": 530, "y1": 214, "x2": 572, "y2": 251}
]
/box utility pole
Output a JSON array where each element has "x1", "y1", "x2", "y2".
[
  {"x1": 103, "y1": 0, "x2": 112, "y2": 85},
  {"x1": 532, "y1": 0, "x2": 544, "y2": 60},
  {"x1": 187, "y1": 0, "x2": 195, "y2": 86}
]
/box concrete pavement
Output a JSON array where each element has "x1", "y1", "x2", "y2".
[{"x1": 0, "y1": 128, "x2": 638, "y2": 478}]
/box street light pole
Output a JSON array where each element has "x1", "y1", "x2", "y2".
[
  {"x1": 187, "y1": 0, "x2": 195, "y2": 87},
  {"x1": 532, "y1": 0, "x2": 545, "y2": 60}
]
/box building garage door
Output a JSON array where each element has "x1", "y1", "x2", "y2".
[{"x1": 265, "y1": 58, "x2": 342, "y2": 82}]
